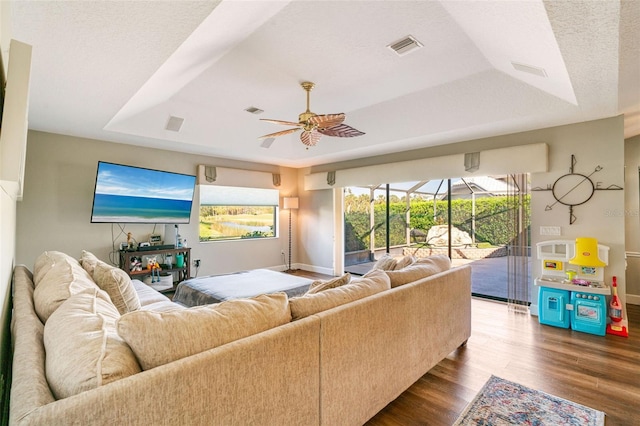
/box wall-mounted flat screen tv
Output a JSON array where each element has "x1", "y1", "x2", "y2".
[{"x1": 90, "y1": 161, "x2": 196, "y2": 224}]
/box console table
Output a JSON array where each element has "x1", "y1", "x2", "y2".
[{"x1": 119, "y1": 247, "x2": 191, "y2": 292}]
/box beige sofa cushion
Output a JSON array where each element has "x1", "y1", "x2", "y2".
[
  {"x1": 306, "y1": 273, "x2": 351, "y2": 294},
  {"x1": 93, "y1": 261, "x2": 141, "y2": 314},
  {"x1": 371, "y1": 254, "x2": 397, "y2": 271},
  {"x1": 290, "y1": 269, "x2": 390, "y2": 320},
  {"x1": 33, "y1": 257, "x2": 99, "y2": 323},
  {"x1": 372, "y1": 254, "x2": 415, "y2": 272},
  {"x1": 43, "y1": 288, "x2": 141, "y2": 399},
  {"x1": 139, "y1": 300, "x2": 186, "y2": 312},
  {"x1": 414, "y1": 254, "x2": 452, "y2": 269},
  {"x1": 131, "y1": 279, "x2": 171, "y2": 306},
  {"x1": 392, "y1": 255, "x2": 415, "y2": 270},
  {"x1": 117, "y1": 293, "x2": 291, "y2": 370},
  {"x1": 385, "y1": 254, "x2": 451, "y2": 288},
  {"x1": 80, "y1": 250, "x2": 100, "y2": 276},
  {"x1": 33, "y1": 250, "x2": 81, "y2": 286}
]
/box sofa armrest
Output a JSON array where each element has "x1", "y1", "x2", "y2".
[{"x1": 10, "y1": 266, "x2": 56, "y2": 424}]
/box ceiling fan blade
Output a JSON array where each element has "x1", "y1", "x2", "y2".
[
  {"x1": 300, "y1": 130, "x2": 322, "y2": 147},
  {"x1": 318, "y1": 123, "x2": 365, "y2": 138},
  {"x1": 258, "y1": 128, "x2": 301, "y2": 139},
  {"x1": 309, "y1": 113, "x2": 345, "y2": 129},
  {"x1": 260, "y1": 118, "x2": 302, "y2": 127}
]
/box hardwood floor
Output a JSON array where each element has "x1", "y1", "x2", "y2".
[{"x1": 367, "y1": 299, "x2": 640, "y2": 426}]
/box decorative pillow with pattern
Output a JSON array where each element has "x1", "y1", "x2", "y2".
[{"x1": 305, "y1": 273, "x2": 351, "y2": 295}]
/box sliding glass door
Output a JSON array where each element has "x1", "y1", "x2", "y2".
[{"x1": 343, "y1": 175, "x2": 531, "y2": 304}]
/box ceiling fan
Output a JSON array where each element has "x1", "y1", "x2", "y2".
[{"x1": 259, "y1": 82, "x2": 365, "y2": 148}]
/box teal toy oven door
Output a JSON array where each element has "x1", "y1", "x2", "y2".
[{"x1": 571, "y1": 292, "x2": 606, "y2": 336}]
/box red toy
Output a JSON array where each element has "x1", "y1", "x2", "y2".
[{"x1": 606, "y1": 276, "x2": 628, "y2": 337}]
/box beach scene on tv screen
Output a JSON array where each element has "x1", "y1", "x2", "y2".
[{"x1": 91, "y1": 162, "x2": 196, "y2": 223}]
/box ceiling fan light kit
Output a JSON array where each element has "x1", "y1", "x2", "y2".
[{"x1": 259, "y1": 81, "x2": 365, "y2": 148}]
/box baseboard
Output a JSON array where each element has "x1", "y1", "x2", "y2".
[
  {"x1": 294, "y1": 263, "x2": 334, "y2": 276},
  {"x1": 626, "y1": 293, "x2": 640, "y2": 305},
  {"x1": 267, "y1": 263, "x2": 334, "y2": 276}
]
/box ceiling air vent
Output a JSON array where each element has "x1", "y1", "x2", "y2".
[
  {"x1": 166, "y1": 116, "x2": 185, "y2": 132},
  {"x1": 387, "y1": 35, "x2": 423, "y2": 56},
  {"x1": 260, "y1": 137, "x2": 275, "y2": 149},
  {"x1": 245, "y1": 106, "x2": 264, "y2": 115},
  {"x1": 511, "y1": 61, "x2": 547, "y2": 78}
]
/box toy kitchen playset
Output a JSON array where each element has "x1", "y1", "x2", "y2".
[{"x1": 535, "y1": 238, "x2": 628, "y2": 337}]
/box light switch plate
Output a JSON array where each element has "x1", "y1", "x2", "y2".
[{"x1": 540, "y1": 226, "x2": 561, "y2": 236}]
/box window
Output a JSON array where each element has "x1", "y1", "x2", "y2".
[{"x1": 199, "y1": 185, "x2": 279, "y2": 242}]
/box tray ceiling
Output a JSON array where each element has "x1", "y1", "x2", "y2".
[{"x1": 8, "y1": 0, "x2": 640, "y2": 167}]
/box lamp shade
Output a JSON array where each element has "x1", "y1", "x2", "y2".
[
  {"x1": 283, "y1": 197, "x2": 299, "y2": 210},
  {"x1": 569, "y1": 237, "x2": 607, "y2": 267}
]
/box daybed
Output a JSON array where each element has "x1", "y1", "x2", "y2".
[
  {"x1": 10, "y1": 250, "x2": 471, "y2": 425},
  {"x1": 173, "y1": 268, "x2": 313, "y2": 306}
]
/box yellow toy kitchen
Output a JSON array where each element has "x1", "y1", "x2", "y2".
[{"x1": 534, "y1": 237, "x2": 628, "y2": 337}]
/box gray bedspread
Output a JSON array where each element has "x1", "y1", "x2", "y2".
[{"x1": 173, "y1": 269, "x2": 313, "y2": 307}]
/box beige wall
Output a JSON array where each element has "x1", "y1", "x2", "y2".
[
  {"x1": 0, "y1": 184, "x2": 16, "y2": 416},
  {"x1": 300, "y1": 116, "x2": 629, "y2": 311},
  {"x1": 0, "y1": 6, "x2": 14, "y2": 417},
  {"x1": 15, "y1": 117, "x2": 632, "y2": 305},
  {"x1": 625, "y1": 134, "x2": 640, "y2": 304},
  {"x1": 16, "y1": 131, "x2": 298, "y2": 276}
]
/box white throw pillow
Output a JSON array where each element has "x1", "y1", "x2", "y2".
[{"x1": 44, "y1": 288, "x2": 141, "y2": 399}]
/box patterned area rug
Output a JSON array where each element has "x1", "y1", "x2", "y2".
[{"x1": 453, "y1": 375, "x2": 605, "y2": 425}]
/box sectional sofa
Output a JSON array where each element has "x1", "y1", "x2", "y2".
[{"x1": 10, "y1": 250, "x2": 471, "y2": 425}]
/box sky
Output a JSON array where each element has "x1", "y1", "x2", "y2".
[{"x1": 95, "y1": 162, "x2": 196, "y2": 200}]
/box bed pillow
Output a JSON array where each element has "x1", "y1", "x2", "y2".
[
  {"x1": 93, "y1": 261, "x2": 141, "y2": 315},
  {"x1": 305, "y1": 273, "x2": 351, "y2": 294},
  {"x1": 44, "y1": 288, "x2": 141, "y2": 399},
  {"x1": 33, "y1": 257, "x2": 99, "y2": 323},
  {"x1": 385, "y1": 255, "x2": 451, "y2": 288},
  {"x1": 117, "y1": 293, "x2": 291, "y2": 370},
  {"x1": 290, "y1": 269, "x2": 390, "y2": 320}
]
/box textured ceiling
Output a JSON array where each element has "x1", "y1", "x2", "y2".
[{"x1": 8, "y1": 0, "x2": 640, "y2": 168}]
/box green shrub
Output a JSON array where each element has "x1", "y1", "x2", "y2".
[{"x1": 344, "y1": 194, "x2": 530, "y2": 250}]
